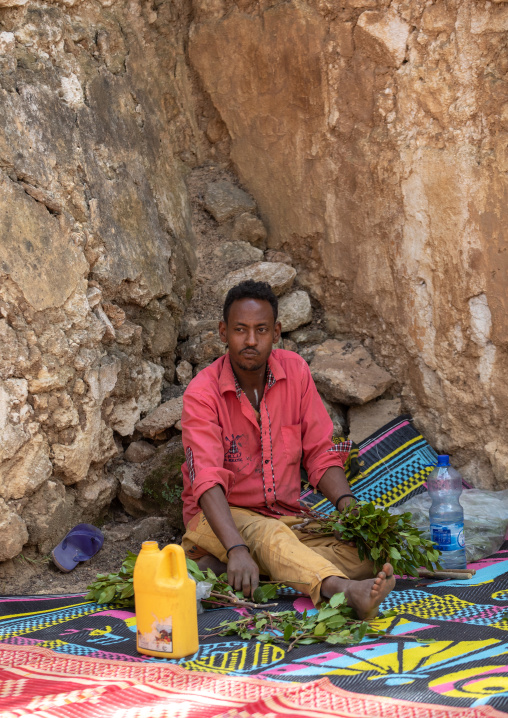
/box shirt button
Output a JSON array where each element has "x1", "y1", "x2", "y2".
[
  {"x1": 264, "y1": 459, "x2": 269, "y2": 464},
  {"x1": 267, "y1": 488, "x2": 272, "y2": 492}
]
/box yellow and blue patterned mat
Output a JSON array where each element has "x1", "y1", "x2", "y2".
[
  {"x1": 301, "y1": 414, "x2": 439, "y2": 514},
  {"x1": 2, "y1": 415, "x2": 508, "y2": 712},
  {"x1": 2, "y1": 552, "x2": 508, "y2": 712}
]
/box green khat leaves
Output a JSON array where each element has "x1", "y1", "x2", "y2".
[{"x1": 307, "y1": 501, "x2": 442, "y2": 577}]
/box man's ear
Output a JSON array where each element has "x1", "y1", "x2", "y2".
[
  {"x1": 273, "y1": 321, "x2": 282, "y2": 344},
  {"x1": 219, "y1": 320, "x2": 228, "y2": 345}
]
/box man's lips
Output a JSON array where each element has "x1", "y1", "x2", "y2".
[{"x1": 240, "y1": 350, "x2": 259, "y2": 357}]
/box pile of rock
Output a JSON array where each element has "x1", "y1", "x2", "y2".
[
  {"x1": 0, "y1": 170, "x2": 401, "y2": 562},
  {"x1": 112, "y1": 175, "x2": 401, "y2": 520}
]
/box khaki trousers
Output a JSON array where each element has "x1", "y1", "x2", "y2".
[{"x1": 182, "y1": 508, "x2": 374, "y2": 606}]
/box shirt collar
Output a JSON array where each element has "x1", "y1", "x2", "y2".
[{"x1": 219, "y1": 351, "x2": 286, "y2": 397}]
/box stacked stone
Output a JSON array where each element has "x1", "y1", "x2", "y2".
[{"x1": 116, "y1": 178, "x2": 400, "y2": 519}]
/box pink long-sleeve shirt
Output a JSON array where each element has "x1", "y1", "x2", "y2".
[{"x1": 181, "y1": 349, "x2": 351, "y2": 527}]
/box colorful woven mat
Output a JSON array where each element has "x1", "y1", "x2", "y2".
[
  {"x1": 2, "y1": 549, "x2": 508, "y2": 713},
  {"x1": 1, "y1": 643, "x2": 507, "y2": 718},
  {"x1": 2, "y1": 414, "x2": 508, "y2": 714},
  {"x1": 301, "y1": 414, "x2": 438, "y2": 513}
]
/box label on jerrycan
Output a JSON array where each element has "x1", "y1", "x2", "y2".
[{"x1": 138, "y1": 614, "x2": 173, "y2": 653}]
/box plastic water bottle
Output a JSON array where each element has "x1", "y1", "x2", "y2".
[{"x1": 428, "y1": 455, "x2": 467, "y2": 570}]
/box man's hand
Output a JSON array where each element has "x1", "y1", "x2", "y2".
[
  {"x1": 198, "y1": 487, "x2": 260, "y2": 597},
  {"x1": 227, "y1": 546, "x2": 259, "y2": 598}
]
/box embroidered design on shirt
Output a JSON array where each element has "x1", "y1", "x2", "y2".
[
  {"x1": 224, "y1": 435, "x2": 243, "y2": 463},
  {"x1": 186, "y1": 446, "x2": 195, "y2": 484}
]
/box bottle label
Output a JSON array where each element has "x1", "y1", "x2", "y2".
[
  {"x1": 431, "y1": 522, "x2": 465, "y2": 552},
  {"x1": 138, "y1": 614, "x2": 173, "y2": 653}
]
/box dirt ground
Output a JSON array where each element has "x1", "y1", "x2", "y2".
[{"x1": 0, "y1": 501, "x2": 181, "y2": 596}]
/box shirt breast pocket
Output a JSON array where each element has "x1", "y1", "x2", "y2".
[{"x1": 281, "y1": 424, "x2": 302, "y2": 465}]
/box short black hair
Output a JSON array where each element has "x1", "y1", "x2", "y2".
[{"x1": 223, "y1": 280, "x2": 278, "y2": 323}]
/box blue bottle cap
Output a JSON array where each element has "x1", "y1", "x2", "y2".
[{"x1": 437, "y1": 455, "x2": 450, "y2": 466}]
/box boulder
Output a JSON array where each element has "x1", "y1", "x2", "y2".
[
  {"x1": 321, "y1": 397, "x2": 348, "y2": 438},
  {"x1": 135, "y1": 396, "x2": 184, "y2": 437},
  {"x1": 86, "y1": 286, "x2": 102, "y2": 308},
  {"x1": 0, "y1": 432, "x2": 52, "y2": 501},
  {"x1": 347, "y1": 398, "x2": 402, "y2": 443},
  {"x1": 193, "y1": 361, "x2": 213, "y2": 376},
  {"x1": 290, "y1": 327, "x2": 327, "y2": 345},
  {"x1": 471, "y1": 5, "x2": 508, "y2": 34},
  {"x1": 0, "y1": 500, "x2": 28, "y2": 561},
  {"x1": 283, "y1": 338, "x2": 298, "y2": 352},
  {"x1": 0, "y1": 169, "x2": 88, "y2": 312},
  {"x1": 108, "y1": 398, "x2": 140, "y2": 436},
  {"x1": 265, "y1": 250, "x2": 293, "y2": 265},
  {"x1": 179, "y1": 317, "x2": 219, "y2": 339},
  {"x1": 75, "y1": 470, "x2": 119, "y2": 521},
  {"x1": 485, "y1": 441, "x2": 508, "y2": 485},
  {"x1": 52, "y1": 406, "x2": 118, "y2": 484},
  {"x1": 204, "y1": 180, "x2": 256, "y2": 222},
  {"x1": 178, "y1": 331, "x2": 225, "y2": 365},
  {"x1": 116, "y1": 437, "x2": 185, "y2": 531},
  {"x1": 355, "y1": 9, "x2": 410, "y2": 68},
  {"x1": 232, "y1": 213, "x2": 267, "y2": 248},
  {"x1": 421, "y1": 4, "x2": 456, "y2": 34},
  {"x1": 218, "y1": 262, "x2": 296, "y2": 298},
  {"x1": 104, "y1": 516, "x2": 169, "y2": 544},
  {"x1": 214, "y1": 241, "x2": 264, "y2": 264},
  {"x1": 160, "y1": 384, "x2": 185, "y2": 403},
  {"x1": 175, "y1": 360, "x2": 193, "y2": 386},
  {"x1": 28, "y1": 366, "x2": 75, "y2": 394},
  {"x1": 310, "y1": 340, "x2": 393, "y2": 405},
  {"x1": 0, "y1": 32, "x2": 15, "y2": 54},
  {"x1": 278, "y1": 290, "x2": 312, "y2": 332},
  {"x1": 21, "y1": 479, "x2": 76, "y2": 554},
  {"x1": 137, "y1": 361, "x2": 166, "y2": 415},
  {"x1": 124, "y1": 440, "x2": 157, "y2": 463},
  {"x1": 102, "y1": 302, "x2": 126, "y2": 328},
  {"x1": 298, "y1": 344, "x2": 319, "y2": 364}
]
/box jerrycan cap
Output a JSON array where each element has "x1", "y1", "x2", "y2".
[
  {"x1": 437, "y1": 455, "x2": 450, "y2": 466},
  {"x1": 141, "y1": 541, "x2": 159, "y2": 550}
]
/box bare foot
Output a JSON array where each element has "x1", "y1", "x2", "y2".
[
  {"x1": 196, "y1": 554, "x2": 227, "y2": 576},
  {"x1": 321, "y1": 562, "x2": 395, "y2": 620}
]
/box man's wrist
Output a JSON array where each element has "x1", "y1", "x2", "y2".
[
  {"x1": 226, "y1": 543, "x2": 250, "y2": 558},
  {"x1": 335, "y1": 493, "x2": 357, "y2": 511}
]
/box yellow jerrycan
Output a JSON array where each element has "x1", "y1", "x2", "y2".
[{"x1": 133, "y1": 542, "x2": 199, "y2": 659}]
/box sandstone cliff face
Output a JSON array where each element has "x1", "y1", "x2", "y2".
[
  {"x1": 0, "y1": 0, "x2": 206, "y2": 557},
  {"x1": 189, "y1": 0, "x2": 508, "y2": 490},
  {"x1": 1, "y1": 0, "x2": 508, "y2": 561}
]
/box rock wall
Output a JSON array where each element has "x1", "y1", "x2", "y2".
[
  {"x1": 189, "y1": 0, "x2": 508, "y2": 490},
  {"x1": 1, "y1": 0, "x2": 508, "y2": 562},
  {"x1": 0, "y1": 0, "x2": 208, "y2": 559}
]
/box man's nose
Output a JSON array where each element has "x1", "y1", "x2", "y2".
[{"x1": 245, "y1": 329, "x2": 257, "y2": 345}]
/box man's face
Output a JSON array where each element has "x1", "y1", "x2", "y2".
[{"x1": 219, "y1": 298, "x2": 281, "y2": 372}]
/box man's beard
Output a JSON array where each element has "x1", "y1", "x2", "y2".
[{"x1": 236, "y1": 359, "x2": 265, "y2": 372}]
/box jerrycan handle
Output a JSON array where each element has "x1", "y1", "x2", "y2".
[{"x1": 157, "y1": 544, "x2": 188, "y2": 585}]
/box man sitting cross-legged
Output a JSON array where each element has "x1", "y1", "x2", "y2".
[{"x1": 180, "y1": 280, "x2": 395, "y2": 618}]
